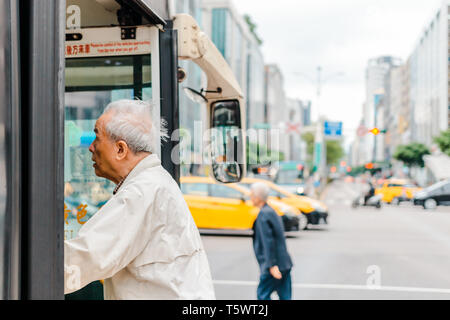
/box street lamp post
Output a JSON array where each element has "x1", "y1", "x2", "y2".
[
  {"x1": 294, "y1": 67, "x2": 344, "y2": 184},
  {"x1": 372, "y1": 91, "x2": 384, "y2": 163}
]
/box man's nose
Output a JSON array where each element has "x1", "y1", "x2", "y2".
[{"x1": 88, "y1": 143, "x2": 94, "y2": 154}]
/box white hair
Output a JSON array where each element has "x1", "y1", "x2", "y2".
[
  {"x1": 103, "y1": 99, "x2": 169, "y2": 154},
  {"x1": 250, "y1": 182, "x2": 270, "y2": 202}
]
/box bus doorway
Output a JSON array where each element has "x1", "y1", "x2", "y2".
[{"x1": 64, "y1": 26, "x2": 161, "y2": 299}]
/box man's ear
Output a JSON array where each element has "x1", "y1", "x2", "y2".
[{"x1": 116, "y1": 140, "x2": 129, "y2": 160}]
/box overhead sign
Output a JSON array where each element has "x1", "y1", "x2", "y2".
[
  {"x1": 324, "y1": 121, "x2": 343, "y2": 139},
  {"x1": 285, "y1": 122, "x2": 302, "y2": 134},
  {"x1": 357, "y1": 124, "x2": 368, "y2": 137}
]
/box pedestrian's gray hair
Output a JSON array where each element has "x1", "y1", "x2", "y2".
[
  {"x1": 103, "y1": 99, "x2": 169, "y2": 154},
  {"x1": 250, "y1": 182, "x2": 270, "y2": 202}
]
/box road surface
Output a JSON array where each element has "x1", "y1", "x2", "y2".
[{"x1": 200, "y1": 179, "x2": 450, "y2": 300}]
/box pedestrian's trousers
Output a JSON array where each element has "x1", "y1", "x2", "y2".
[{"x1": 257, "y1": 269, "x2": 292, "y2": 300}]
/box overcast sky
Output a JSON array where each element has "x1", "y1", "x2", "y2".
[{"x1": 233, "y1": 0, "x2": 443, "y2": 148}]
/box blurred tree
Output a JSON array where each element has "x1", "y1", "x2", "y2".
[
  {"x1": 433, "y1": 129, "x2": 450, "y2": 156},
  {"x1": 393, "y1": 143, "x2": 430, "y2": 168},
  {"x1": 301, "y1": 132, "x2": 315, "y2": 169},
  {"x1": 243, "y1": 14, "x2": 263, "y2": 45},
  {"x1": 326, "y1": 140, "x2": 345, "y2": 165},
  {"x1": 246, "y1": 141, "x2": 284, "y2": 168},
  {"x1": 301, "y1": 132, "x2": 315, "y2": 156},
  {"x1": 301, "y1": 132, "x2": 345, "y2": 166},
  {"x1": 348, "y1": 165, "x2": 365, "y2": 176}
]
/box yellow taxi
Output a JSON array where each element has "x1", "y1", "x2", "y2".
[
  {"x1": 238, "y1": 177, "x2": 328, "y2": 229},
  {"x1": 180, "y1": 176, "x2": 303, "y2": 232},
  {"x1": 375, "y1": 179, "x2": 422, "y2": 204}
]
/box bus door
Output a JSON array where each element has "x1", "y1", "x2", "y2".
[{"x1": 64, "y1": 26, "x2": 161, "y2": 298}]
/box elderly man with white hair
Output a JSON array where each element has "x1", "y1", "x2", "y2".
[
  {"x1": 250, "y1": 182, "x2": 293, "y2": 300},
  {"x1": 64, "y1": 99, "x2": 215, "y2": 300}
]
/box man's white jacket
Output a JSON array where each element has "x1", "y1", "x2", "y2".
[{"x1": 64, "y1": 154, "x2": 216, "y2": 299}]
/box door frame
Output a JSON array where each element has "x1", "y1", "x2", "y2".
[{"x1": 20, "y1": 0, "x2": 66, "y2": 300}]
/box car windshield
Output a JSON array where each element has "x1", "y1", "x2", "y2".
[
  {"x1": 252, "y1": 174, "x2": 272, "y2": 181},
  {"x1": 238, "y1": 183, "x2": 284, "y2": 198},
  {"x1": 387, "y1": 183, "x2": 405, "y2": 187},
  {"x1": 237, "y1": 183, "x2": 250, "y2": 192},
  {"x1": 275, "y1": 170, "x2": 302, "y2": 184},
  {"x1": 425, "y1": 180, "x2": 450, "y2": 192}
]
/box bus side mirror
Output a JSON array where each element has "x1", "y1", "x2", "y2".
[{"x1": 210, "y1": 100, "x2": 245, "y2": 183}]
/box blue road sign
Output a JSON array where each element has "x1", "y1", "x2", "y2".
[{"x1": 324, "y1": 121, "x2": 343, "y2": 138}]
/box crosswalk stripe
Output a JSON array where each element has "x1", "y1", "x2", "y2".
[{"x1": 212, "y1": 280, "x2": 450, "y2": 295}]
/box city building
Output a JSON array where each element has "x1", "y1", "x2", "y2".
[
  {"x1": 399, "y1": 58, "x2": 413, "y2": 146},
  {"x1": 264, "y1": 64, "x2": 287, "y2": 160},
  {"x1": 173, "y1": 0, "x2": 206, "y2": 175},
  {"x1": 384, "y1": 61, "x2": 412, "y2": 169},
  {"x1": 385, "y1": 65, "x2": 402, "y2": 162},
  {"x1": 265, "y1": 64, "x2": 287, "y2": 126},
  {"x1": 349, "y1": 130, "x2": 361, "y2": 168},
  {"x1": 363, "y1": 55, "x2": 402, "y2": 163},
  {"x1": 301, "y1": 100, "x2": 312, "y2": 126},
  {"x1": 405, "y1": 0, "x2": 450, "y2": 184},
  {"x1": 286, "y1": 98, "x2": 308, "y2": 162},
  {"x1": 349, "y1": 117, "x2": 368, "y2": 167},
  {"x1": 351, "y1": 1, "x2": 450, "y2": 184},
  {"x1": 409, "y1": 0, "x2": 450, "y2": 146},
  {"x1": 202, "y1": 0, "x2": 266, "y2": 130}
]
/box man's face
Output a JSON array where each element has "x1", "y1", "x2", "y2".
[{"x1": 89, "y1": 113, "x2": 118, "y2": 181}]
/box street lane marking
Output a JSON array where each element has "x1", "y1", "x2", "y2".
[{"x1": 213, "y1": 280, "x2": 450, "y2": 294}]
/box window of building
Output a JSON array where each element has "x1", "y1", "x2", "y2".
[{"x1": 211, "y1": 8, "x2": 230, "y2": 62}]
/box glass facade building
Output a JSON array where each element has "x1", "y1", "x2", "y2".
[
  {"x1": 246, "y1": 43, "x2": 265, "y2": 129},
  {"x1": 174, "y1": 0, "x2": 206, "y2": 176},
  {"x1": 203, "y1": 0, "x2": 266, "y2": 131},
  {"x1": 363, "y1": 56, "x2": 402, "y2": 163},
  {"x1": 409, "y1": 2, "x2": 449, "y2": 146}
]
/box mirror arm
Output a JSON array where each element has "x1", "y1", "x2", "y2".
[{"x1": 201, "y1": 87, "x2": 222, "y2": 94}]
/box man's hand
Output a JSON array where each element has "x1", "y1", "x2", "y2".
[{"x1": 270, "y1": 265, "x2": 282, "y2": 279}]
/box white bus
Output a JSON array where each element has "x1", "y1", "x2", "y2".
[{"x1": 0, "y1": 0, "x2": 245, "y2": 299}]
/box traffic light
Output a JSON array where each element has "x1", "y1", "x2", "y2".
[
  {"x1": 365, "y1": 162, "x2": 374, "y2": 169},
  {"x1": 369, "y1": 128, "x2": 380, "y2": 135},
  {"x1": 369, "y1": 128, "x2": 387, "y2": 135}
]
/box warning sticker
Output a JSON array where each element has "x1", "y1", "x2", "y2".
[{"x1": 66, "y1": 40, "x2": 151, "y2": 58}]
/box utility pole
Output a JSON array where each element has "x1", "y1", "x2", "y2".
[
  {"x1": 373, "y1": 95, "x2": 377, "y2": 163},
  {"x1": 313, "y1": 66, "x2": 325, "y2": 181},
  {"x1": 372, "y1": 92, "x2": 384, "y2": 163},
  {"x1": 293, "y1": 67, "x2": 344, "y2": 185}
]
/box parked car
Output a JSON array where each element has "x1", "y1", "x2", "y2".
[
  {"x1": 375, "y1": 179, "x2": 422, "y2": 204},
  {"x1": 238, "y1": 177, "x2": 328, "y2": 229},
  {"x1": 180, "y1": 176, "x2": 302, "y2": 232},
  {"x1": 413, "y1": 179, "x2": 450, "y2": 209}
]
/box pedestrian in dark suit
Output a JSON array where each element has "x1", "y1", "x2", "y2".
[{"x1": 250, "y1": 182, "x2": 293, "y2": 300}]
